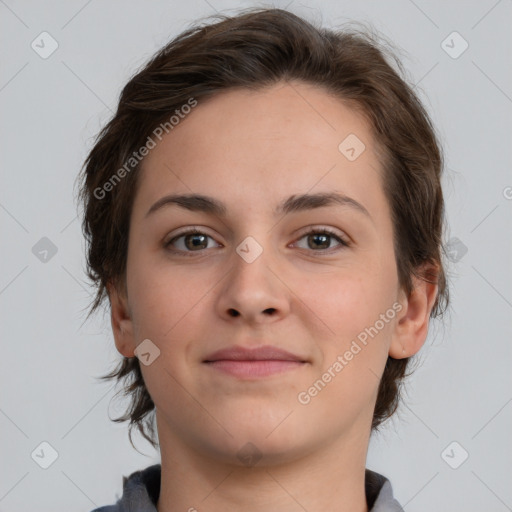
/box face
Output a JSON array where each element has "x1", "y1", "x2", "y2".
[{"x1": 111, "y1": 81, "x2": 418, "y2": 466}]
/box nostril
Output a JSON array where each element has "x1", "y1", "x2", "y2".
[{"x1": 227, "y1": 308, "x2": 276, "y2": 317}]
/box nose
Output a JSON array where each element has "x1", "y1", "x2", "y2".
[{"x1": 215, "y1": 239, "x2": 290, "y2": 326}]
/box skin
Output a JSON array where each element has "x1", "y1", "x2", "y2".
[{"x1": 108, "y1": 80, "x2": 438, "y2": 512}]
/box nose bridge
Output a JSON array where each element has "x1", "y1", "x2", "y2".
[
  {"x1": 216, "y1": 232, "x2": 289, "y2": 322},
  {"x1": 231, "y1": 232, "x2": 276, "y2": 297},
  {"x1": 232, "y1": 234, "x2": 272, "y2": 286}
]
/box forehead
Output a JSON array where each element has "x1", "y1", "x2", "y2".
[{"x1": 133, "y1": 81, "x2": 387, "y2": 221}]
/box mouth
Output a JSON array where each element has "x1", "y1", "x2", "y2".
[{"x1": 203, "y1": 345, "x2": 308, "y2": 379}]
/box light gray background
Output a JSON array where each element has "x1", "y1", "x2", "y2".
[{"x1": 1, "y1": 1, "x2": 511, "y2": 511}]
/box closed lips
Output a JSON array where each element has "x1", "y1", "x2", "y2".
[{"x1": 203, "y1": 345, "x2": 307, "y2": 362}]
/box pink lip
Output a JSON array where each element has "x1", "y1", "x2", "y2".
[
  {"x1": 204, "y1": 345, "x2": 305, "y2": 362},
  {"x1": 203, "y1": 345, "x2": 308, "y2": 378}
]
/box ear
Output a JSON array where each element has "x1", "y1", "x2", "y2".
[
  {"x1": 389, "y1": 263, "x2": 439, "y2": 359},
  {"x1": 107, "y1": 279, "x2": 136, "y2": 358}
]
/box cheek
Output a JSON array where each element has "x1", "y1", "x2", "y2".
[
  {"x1": 126, "y1": 247, "x2": 211, "y2": 338},
  {"x1": 297, "y1": 269, "x2": 389, "y2": 333},
  {"x1": 297, "y1": 265, "x2": 397, "y2": 372},
  {"x1": 298, "y1": 288, "x2": 395, "y2": 425}
]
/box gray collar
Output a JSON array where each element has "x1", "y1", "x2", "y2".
[{"x1": 91, "y1": 464, "x2": 404, "y2": 512}]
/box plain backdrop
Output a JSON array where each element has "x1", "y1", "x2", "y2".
[{"x1": 1, "y1": 1, "x2": 511, "y2": 511}]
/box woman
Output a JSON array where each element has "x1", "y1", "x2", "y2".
[{"x1": 78, "y1": 7, "x2": 448, "y2": 511}]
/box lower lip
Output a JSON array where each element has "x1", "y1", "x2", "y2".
[{"x1": 204, "y1": 360, "x2": 305, "y2": 378}]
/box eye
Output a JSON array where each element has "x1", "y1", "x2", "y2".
[
  {"x1": 292, "y1": 227, "x2": 350, "y2": 252},
  {"x1": 164, "y1": 228, "x2": 221, "y2": 255},
  {"x1": 164, "y1": 226, "x2": 350, "y2": 257}
]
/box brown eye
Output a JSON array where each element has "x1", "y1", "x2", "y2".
[
  {"x1": 307, "y1": 233, "x2": 331, "y2": 250},
  {"x1": 165, "y1": 229, "x2": 220, "y2": 255},
  {"x1": 293, "y1": 228, "x2": 349, "y2": 252},
  {"x1": 182, "y1": 233, "x2": 209, "y2": 251}
]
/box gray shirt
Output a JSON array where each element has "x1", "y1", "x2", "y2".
[{"x1": 91, "y1": 464, "x2": 404, "y2": 511}]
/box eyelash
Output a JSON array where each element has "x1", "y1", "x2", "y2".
[{"x1": 164, "y1": 226, "x2": 351, "y2": 257}]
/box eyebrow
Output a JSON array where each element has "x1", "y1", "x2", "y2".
[{"x1": 145, "y1": 191, "x2": 372, "y2": 220}]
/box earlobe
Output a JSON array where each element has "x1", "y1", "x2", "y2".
[
  {"x1": 107, "y1": 280, "x2": 136, "y2": 358},
  {"x1": 389, "y1": 265, "x2": 439, "y2": 359}
]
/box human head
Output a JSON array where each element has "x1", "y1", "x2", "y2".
[{"x1": 77, "y1": 7, "x2": 449, "y2": 450}]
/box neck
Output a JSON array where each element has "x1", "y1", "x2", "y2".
[{"x1": 156, "y1": 418, "x2": 371, "y2": 512}]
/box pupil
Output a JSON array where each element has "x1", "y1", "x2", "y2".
[
  {"x1": 311, "y1": 234, "x2": 329, "y2": 249},
  {"x1": 187, "y1": 234, "x2": 207, "y2": 250}
]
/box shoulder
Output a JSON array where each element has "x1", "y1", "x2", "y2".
[
  {"x1": 89, "y1": 464, "x2": 161, "y2": 512},
  {"x1": 365, "y1": 468, "x2": 404, "y2": 512}
]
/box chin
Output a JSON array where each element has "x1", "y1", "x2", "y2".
[
  {"x1": 198, "y1": 432, "x2": 310, "y2": 469},
  {"x1": 197, "y1": 416, "x2": 312, "y2": 467}
]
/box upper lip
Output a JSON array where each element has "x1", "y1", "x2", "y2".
[{"x1": 203, "y1": 345, "x2": 306, "y2": 363}]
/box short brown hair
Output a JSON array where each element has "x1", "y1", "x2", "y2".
[{"x1": 77, "y1": 7, "x2": 449, "y2": 450}]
